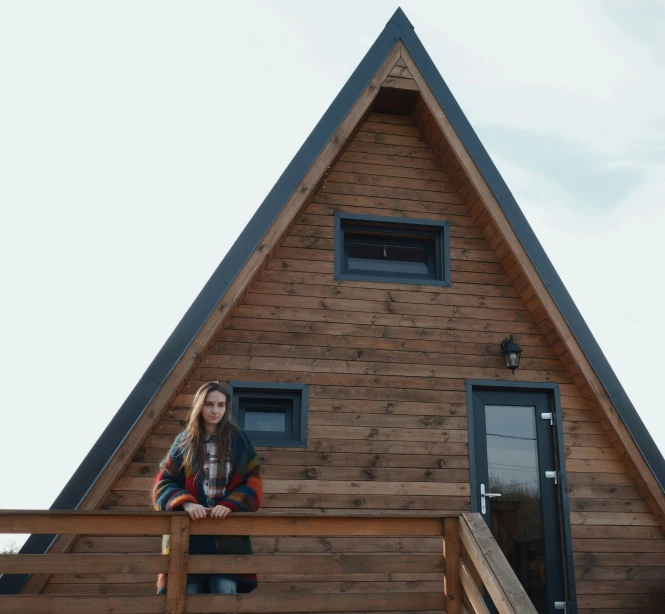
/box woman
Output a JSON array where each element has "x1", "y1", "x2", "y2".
[{"x1": 152, "y1": 381, "x2": 262, "y2": 595}]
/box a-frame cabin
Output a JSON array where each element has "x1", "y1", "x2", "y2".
[{"x1": 2, "y1": 8, "x2": 665, "y2": 614}]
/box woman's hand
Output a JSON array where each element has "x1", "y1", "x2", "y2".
[
  {"x1": 182, "y1": 501, "x2": 208, "y2": 521},
  {"x1": 209, "y1": 505, "x2": 232, "y2": 518}
]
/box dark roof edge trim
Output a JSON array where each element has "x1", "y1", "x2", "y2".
[
  {"x1": 0, "y1": 8, "x2": 409, "y2": 595},
  {"x1": 398, "y1": 22, "x2": 665, "y2": 494}
]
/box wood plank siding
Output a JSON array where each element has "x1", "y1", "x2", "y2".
[{"x1": 44, "y1": 105, "x2": 665, "y2": 612}]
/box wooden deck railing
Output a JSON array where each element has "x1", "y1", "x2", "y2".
[
  {"x1": 0, "y1": 510, "x2": 537, "y2": 614},
  {"x1": 457, "y1": 514, "x2": 537, "y2": 614}
]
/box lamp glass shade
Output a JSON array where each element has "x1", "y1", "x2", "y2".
[{"x1": 500, "y1": 336, "x2": 522, "y2": 372}]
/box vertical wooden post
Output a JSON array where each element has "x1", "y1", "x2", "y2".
[
  {"x1": 166, "y1": 514, "x2": 190, "y2": 614},
  {"x1": 444, "y1": 517, "x2": 462, "y2": 614}
]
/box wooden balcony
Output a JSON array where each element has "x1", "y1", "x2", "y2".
[{"x1": 0, "y1": 510, "x2": 537, "y2": 614}]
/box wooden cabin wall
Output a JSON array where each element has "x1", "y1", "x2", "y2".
[{"x1": 43, "y1": 107, "x2": 665, "y2": 612}]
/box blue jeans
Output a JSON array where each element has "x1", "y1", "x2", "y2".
[{"x1": 186, "y1": 574, "x2": 237, "y2": 594}]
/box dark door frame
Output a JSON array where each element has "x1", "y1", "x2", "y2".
[{"x1": 465, "y1": 380, "x2": 578, "y2": 614}]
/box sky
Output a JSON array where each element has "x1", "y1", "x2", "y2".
[{"x1": 1, "y1": 1, "x2": 664, "y2": 550}]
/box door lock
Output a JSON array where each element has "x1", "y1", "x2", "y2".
[
  {"x1": 545, "y1": 470, "x2": 558, "y2": 485},
  {"x1": 554, "y1": 602, "x2": 567, "y2": 612},
  {"x1": 480, "y1": 483, "x2": 501, "y2": 514}
]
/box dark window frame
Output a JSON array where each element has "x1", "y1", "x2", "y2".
[
  {"x1": 227, "y1": 381, "x2": 308, "y2": 448},
  {"x1": 334, "y1": 212, "x2": 451, "y2": 286}
]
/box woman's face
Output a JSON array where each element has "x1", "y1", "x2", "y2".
[{"x1": 201, "y1": 390, "x2": 227, "y2": 430}]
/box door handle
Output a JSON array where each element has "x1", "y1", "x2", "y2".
[{"x1": 480, "y1": 483, "x2": 501, "y2": 514}]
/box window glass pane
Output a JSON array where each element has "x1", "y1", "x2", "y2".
[
  {"x1": 486, "y1": 434, "x2": 539, "y2": 490},
  {"x1": 245, "y1": 410, "x2": 286, "y2": 432},
  {"x1": 348, "y1": 241, "x2": 429, "y2": 264},
  {"x1": 485, "y1": 404, "x2": 537, "y2": 439},
  {"x1": 347, "y1": 240, "x2": 431, "y2": 276}
]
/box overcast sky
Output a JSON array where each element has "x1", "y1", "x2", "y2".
[{"x1": 1, "y1": 1, "x2": 664, "y2": 549}]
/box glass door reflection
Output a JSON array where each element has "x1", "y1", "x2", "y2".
[{"x1": 486, "y1": 405, "x2": 547, "y2": 612}]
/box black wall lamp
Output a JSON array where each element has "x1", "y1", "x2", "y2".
[{"x1": 500, "y1": 335, "x2": 522, "y2": 373}]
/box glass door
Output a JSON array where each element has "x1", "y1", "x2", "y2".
[{"x1": 471, "y1": 388, "x2": 566, "y2": 614}]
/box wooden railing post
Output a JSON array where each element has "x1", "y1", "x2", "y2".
[
  {"x1": 444, "y1": 516, "x2": 462, "y2": 614},
  {"x1": 166, "y1": 514, "x2": 190, "y2": 614}
]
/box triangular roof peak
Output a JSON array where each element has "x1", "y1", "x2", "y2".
[{"x1": 5, "y1": 6, "x2": 665, "y2": 594}]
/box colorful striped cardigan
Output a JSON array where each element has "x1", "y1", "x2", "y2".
[{"x1": 152, "y1": 428, "x2": 262, "y2": 593}]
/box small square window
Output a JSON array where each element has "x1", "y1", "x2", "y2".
[
  {"x1": 227, "y1": 382, "x2": 308, "y2": 448},
  {"x1": 334, "y1": 213, "x2": 450, "y2": 286}
]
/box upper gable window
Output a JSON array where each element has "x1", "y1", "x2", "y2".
[{"x1": 334, "y1": 213, "x2": 450, "y2": 286}]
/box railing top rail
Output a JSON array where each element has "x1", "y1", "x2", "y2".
[
  {"x1": 0, "y1": 510, "x2": 450, "y2": 537},
  {"x1": 0, "y1": 509, "x2": 460, "y2": 517}
]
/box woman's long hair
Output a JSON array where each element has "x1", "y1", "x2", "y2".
[{"x1": 177, "y1": 381, "x2": 238, "y2": 479}]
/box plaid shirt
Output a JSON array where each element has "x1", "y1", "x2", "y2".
[{"x1": 202, "y1": 435, "x2": 231, "y2": 508}]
